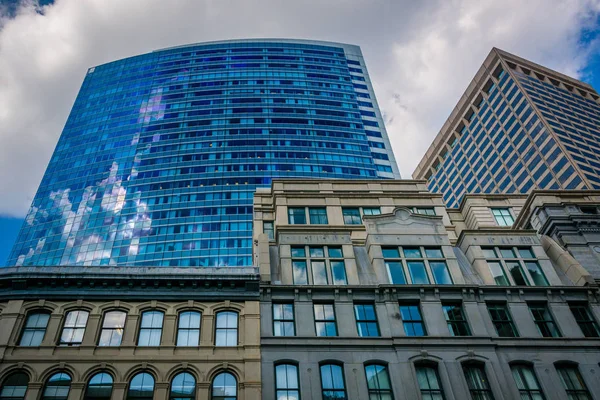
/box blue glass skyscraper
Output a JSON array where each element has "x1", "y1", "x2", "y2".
[{"x1": 8, "y1": 39, "x2": 399, "y2": 267}]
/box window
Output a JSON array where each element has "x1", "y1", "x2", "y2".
[
  {"x1": 415, "y1": 365, "x2": 445, "y2": 399},
  {"x1": 365, "y1": 364, "x2": 393, "y2": 400},
  {"x1": 314, "y1": 304, "x2": 337, "y2": 336},
  {"x1": 42, "y1": 373, "x2": 71, "y2": 400},
  {"x1": 487, "y1": 303, "x2": 518, "y2": 337},
  {"x1": 170, "y1": 372, "x2": 196, "y2": 399},
  {"x1": 463, "y1": 364, "x2": 494, "y2": 400},
  {"x1": 309, "y1": 207, "x2": 328, "y2": 224},
  {"x1": 342, "y1": 208, "x2": 361, "y2": 224},
  {"x1": 569, "y1": 304, "x2": 600, "y2": 337},
  {"x1": 483, "y1": 247, "x2": 548, "y2": 286},
  {"x1": 212, "y1": 372, "x2": 237, "y2": 400},
  {"x1": 320, "y1": 364, "x2": 347, "y2": 400},
  {"x1": 400, "y1": 303, "x2": 426, "y2": 336},
  {"x1": 511, "y1": 365, "x2": 545, "y2": 400},
  {"x1": 413, "y1": 207, "x2": 436, "y2": 216},
  {"x1": 215, "y1": 311, "x2": 238, "y2": 346},
  {"x1": 273, "y1": 303, "x2": 295, "y2": 336},
  {"x1": 60, "y1": 310, "x2": 89, "y2": 346},
  {"x1": 127, "y1": 373, "x2": 154, "y2": 400},
  {"x1": 85, "y1": 373, "x2": 113, "y2": 400},
  {"x1": 491, "y1": 208, "x2": 514, "y2": 226},
  {"x1": 19, "y1": 312, "x2": 50, "y2": 346},
  {"x1": 263, "y1": 221, "x2": 274, "y2": 240},
  {"x1": 138, "y1": 311, "x2": 164, "y2": 346},
  {"x1": 99, "y1": 311, "x2": 126, "y2": 346},
  {"x1": 291, "y1": 246, "x2": 347, "y2": 285},
  {"x1": 442, "y1": 303, "x2": 471, "y2": 336},
  {"x1": 288, "y1": 207, "x2": 306, "y2": 224},
  {"x1": 383, "y1": 246, "x2": 451, "y2": 284},
  {"x1": 529, "y1": 304, "x2": 561, "y2": 338},
  {"x1": 177, "y1": 311, "x2": 201, "y2": 346},
  {"x1": 275, "y1": 364, "x2": 300, "y2": 400},
  {"x1": 0, "y1": 372, "x2": 28, "y2": 400},
  {"x1": 363, "y1": 207, "x2": 381, "y2": 216},
  {"x1": 354, "y1": 304, "x2": 380, "y2": 337},
  {"x1": 556, "y1": 365, "x2": 592, "y2": 400}
]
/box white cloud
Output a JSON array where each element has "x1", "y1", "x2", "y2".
[{"x1": 0, "y1": 0, "x2": 598, "y2": 216}]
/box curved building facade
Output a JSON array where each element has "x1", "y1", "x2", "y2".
[{"x1": 8, "y1": 39, "x2": 399, "y2": 268}]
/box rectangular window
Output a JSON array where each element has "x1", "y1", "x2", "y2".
[
  {"x1": 354, "y1": 304, "x2": 380, "y2": 337},
  {"x1": 273, "y1": 303, "x2": 295, "y2": 337},
  {"x1": 400, "y1": 303, "x2": 426, "y2": 336},
  {"x1": 19, "y1": 312, "x2": 50, "y2": 347},
  {"x1": 529, "y1": 304, "x2": 561, "y2": 338},
  {"x1": 362, "y1": 207, "x2": 381, "y2": 216},
  {"x1": 463, "y1": 364, "x2": 494, "y2": 400},
  {"x1": 309, "y1": 207, "x2": 328, "y2": 224},
  {"x1": 488, "y1": 303, "x2": 519, "y2": 337},
  {"x1": 556, "y1": 365, "x2": 592, "y2": 399},
  {"x1": 569, "y1": 304, "x2": 600, "y2": 337},
  {"x1": 215, "y1": 311, "x2": 238, "y2": 346},
  {"x1": 288, "y1": 207, "x2": 306, "y2": 224},
  {"x1": 483, "y1": 246, "x2": 548, "y2": 286},
  {"x1": 98, "y1": 311, "x2": 126, "y2": 347},
  {"x1": 138, "y1": 311, "x2": 164, "y2": 346},
  {"x1": 342, "y1": 207, "x2": 361, "y2": 224},
  {"x1": 290, "y1": 245, "x2": 347, "y2": 285},
  {"x1": 416, "y1": 366, "x2": 445, "y2": 399},
  {"x1": 314, "y1": 304, "x2": 337, "y2": 337},
  {"x1": 511, "y1": 364, "x2": 545, "y2": 399},
  {"x1": 442, "y1": 303, "x2": 471, "y2": 336},
  {"x1": 329, "y1": 247, "x2": 348, "y2": 285},
  {"x1": 383, "y1": 246, "x2": 451, "y2": 284},
  {"x1": 413, "y1": 207, "x2": 436, "y2": 216},
  {"x1": 177, "y1": 311, "x2": 201, "y2": 346},
  {"x1": 60, "y1": 310, "x2": 89, "y2": 346},
  {"x1": 491, "y1": 208, "x2": 514, "y2": 226},
  {"x1": 263, "y1": 221, "x2": 274, "y2": 240}
]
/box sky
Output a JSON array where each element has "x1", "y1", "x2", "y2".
[{"x1": 0, "y1": 0, "x2": 599, "y2": 265}]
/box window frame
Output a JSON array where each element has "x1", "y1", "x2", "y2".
[
  {"x1": 555, "y1": 364, "x2": 592, "y2": 400},
  {"x1": 290, "y1": 245, "x2": 347, "y2": 285},
  {"x1": 399, "y1": 302, "x2": 427, "y2": 337},
  {"x1": 568, "y1": 303, "x2": 600, "y2": 338},
  {"x1": 308, "y1": 207, "x2": 328, "y2": 224},
  {"x1": 84, "y1": 372, "x2": 114, "y2": 400},
  {"x1": 176, "y1": 310, "x2": 202, "y2": 347},
  {"x1": 137, "y1": 310, "x2": 165, "y2": 347},
  {"x1": 215, "y1": 311, "x2": 239, "y2": 347},
  {"x1": 41, "y1": 372, "x2": 71, "y2": 400},
  {"x1": 263, "y1": 221, "x2": 275, "y2": 240},
  {"x1": 273, "y1": 303, "x2": 295, "y2": 337},
  {"x1": 319, "y1": 363, "x2": 347, "y2": 400},
  {"x1": 441, "y1": 302, "x2": 471, "y2": 336},
  {"x1": 288, "y1": 207, "x2": 306, "y2": 225},
  {"x1": 491, "y1": 208, "x2": 515, "y2": 226},
  {"x1": 313, "y1": 303, "x2": 338, "y2": 337},
  {"x1": 126, "y1": 372, "x2": 155, "y2": 400},
  {"x1": 462, "y1": 363, "x2": 495, "y2": 400},
  {"x1": 0, "y1": 371, "x2": 29, "y2": 400},
  {"x1": 482, "y1": 246, "x2": 548, "y2": 287},
  {"x1": 211, "y1": 372, "x2": 237, "y2": 400},
  {"x1": 413, "y1": 207, "x2": 436, "y2": 216},
  {"x1": 510, "y1": 364, "x2": 545, "y2": 400},
  {"x1": 382, "y1": 246, "x2": 452, "y2": 285},
  {"x1": 353, "y1": 303, "x2": 380, "y2": 337},
  {"x1": 364, "y1": 364, "x2": 393, "y2": 399},
  {"x1": 169, "y1": 372, "x2": 196, "y2": 400},
  {"x1": 18, "y1": 311, "x2": 50, "y2": 347},
  {"x1": 415, "y1": 364, "x2": 446, "y2": 400},
  {"x1": 274, "y1": 363, "x2": 300, "y2": 400},
  {"x1": 98, "y1": 310, "x2": 127, "y2": 347},
  {"x1": 528, "y1": 303, "x2": 561, "y2": 338},
  {"x1": 59, "y1": 309, "x2": 89, "y2": 347},
  {"x1": 487, "y1": 303, "x2": 519, "y2": 337}
]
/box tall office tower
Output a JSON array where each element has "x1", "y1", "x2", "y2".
[
  {"x1": 413, "y1": 48, "x2": 600, "y2": 208},
  {"x1": 7, "y1": 39, "x2": 399, "y2": 268}
]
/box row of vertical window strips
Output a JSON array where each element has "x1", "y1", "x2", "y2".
[
  {"x1": 18, "y1": 309, "x2": 239, "y2": 347},
  {"x1": 291, "y1": 245, "x2": 348, "y2": 285},
  {"x1": 0, "y1": 370, "x2": 237, "y2": 400},
  {"x1": 483, "y1": 246, "x2": 549, "y2": 287},
  {"x1": 383, "y1": 246, "x2": 453, "y2": 285},
  {"x1": 272, "y1": 301, "x2": 600, "y2": 339}
]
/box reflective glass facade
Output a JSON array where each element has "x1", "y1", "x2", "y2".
[
  {"x1": 414, "y1": 49, "x2": 600, "y2": 207},
  {"x1": 8, "y1": 39, "x2": 399, "y2": 267}
]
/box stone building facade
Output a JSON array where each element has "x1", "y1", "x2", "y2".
[{"x1": 254, "y1": 179, "x2": 600, "y2": 400}]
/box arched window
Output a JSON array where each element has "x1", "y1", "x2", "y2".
[
  {"x1": 42, "y1": 372, "x2": 71, "y2": 400},
  {"x1": 365, "y1": 364, "x2": 393, "y2": 399},
  {"x1": 84, "y1": 372, "x2": 113, "y2": 400},
  {"x1": 510, "y1": 364, "x2": 545, "y2": 400},
  {"x1": 170, "y1": 372, "x2": 196, "y2": 399},
  {"x1": 177, "y1": 311, "x2": 201, "y2": 346},
  {"x1": 320, "y1": 364, "x2": 347, "y2": 400},
  {"x1": 211, "y1": 372, "x2": 237, "y2": 400},
  {"x1": 0, "y1": 372, "x2": 29, "y2": 400},
  {"x1": 99, "y1": 310, "x2": 127, "y2": 346},
  {"x1": 462, "y1": 363, "x2": 494, "y2": 400},
  {"x1": 215, "y1": 312, "x2": 238, "y2": 346},
  {"x1": 127, "y1": 373, "x2": 155, "y2": 400},
  {"x1": 138, "y1": 310, "x2": 164, "y2": 346},
  {"x1": 19, "y1": 311, "x2": 50, "y2": 346},
  {"x1": 275, "y1": 364, "x2": 300, "y2": 400},
  {"x1": 415, "y1": 364, "x2": 445, "y2": 400},
  {"x1": 555, "y1": 364, "x2": 591, "y2": 400},
  {"x1": 60, "y1": 310, "x2": 89, "y2": 346}
]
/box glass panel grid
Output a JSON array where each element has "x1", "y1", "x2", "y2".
[
  {"x1": 354, "y1": 304, "x2": 380, "y2": 337},
  {"x1": 400, "y1": 303, "x2": 426, "y2": 336},
  {"x1": 383, "y1": 246, "x2": 449, "y2": 285},
  {"x1": 529, "y1": 304, "x2": 561, "y2": 338},
  {"x1": 442, "y1": 303, "x2": 471, "y2": 336},
  {"x1": 483, "y1": 246, "x2": 547, "y2": 286},
  {"x1": 273, "y1": 303, "x2": 295, "y2": 337},
  {"x1": 487, "y1": 303, "x2": 518, "y2": 337},
  {"x1": 314, "y1": 303, "x2": 337, "y2": 337}
]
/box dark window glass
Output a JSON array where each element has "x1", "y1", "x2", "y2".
[
  {"x1": 314, "y1": 304, "x2": 337, "y2": 337},
  {"x1": 342, "y1": 208, "x2": 361, "y2": 224},
  {"x1": 524, "y1": 262, "x2": 549, "y2": 286},
  {"x1": 215, "y1": 311, "x2": 238, "y2": 346},
  {"x1": 273, "y1": 303, "x2": 295, "y2": 337},
  {"x1": 19, "y1": 312, "x2": 50, "y2": 346},
  {"x1": 98, "y1": 311, "x2": 126, "y2": 346},
  {"x1": 442, "y1": 303, "x2": 471, "y2": 336},
  {"x1": 365, "y1": 364, "x2": 393, "y2": 400},
  {"x1": 138, "y1": 311, "x2": 164, "y2": 346},
  {"x1": 416, "y1": 365, "x2": 445, "y2": 399},
  {"x1": 463, "y1": 364, "x2": 494, "y2": 400},
  {"x1": 569, "y1": 304, "x2": 600, "y2": 337},
  {"x1": 354, "y1": 304, "x2": 380, "y2": 337},
  {"x1": 127, "y1": 373, "x2": 154, "y2": 400},
  {"x1": 486, "y1": 261, "x2": 509, "y2": 285},
  {"x1": 556, "y1": 365, "x2": 592, "y2": 400},
  {"x1": 529, "y1": 304, "x2": 561, "y2": 338},
  {"x1": 488, "y1": 304, "x2": 518, "y2": 337},
  {"x1": 320, "y1": 364, "x2": 347, "y2": 400},
  {"x1": 42, "y1": 373, "x2": 71, "y2": 400},
  {"x1": 0, "y1": 372, "x2": 29, "y2": 400},
  {"x1": 85, "y1": 373, "x2": 113, "y2": 400},
  {"x1": 309, "y1": 207, "x2": 328, "y2": 224},
  {"x1": 170, "y1": 372, "x2": 195, "y2": 400},
  {"x1": 275, "y1": 364, "x2": 300, "y2": 400},
  {"x1": 212, "y1": 372, "x2": 237, "y2": 400},
  {"x1": 177, "y1": 311, "x2": 201, "y2": 346},
  {"x1": 288, "y1": 208, "x2": 306, "y2": 224},
  {"x1": 60, "y1": 310, "x2": 89, "y2": 346},
  {"x1": 511, "y1": 365, "x2": 545, "y2": 400},
  {"x1": 400, "y1": 303, "x2": 426, "y2": 336}
]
